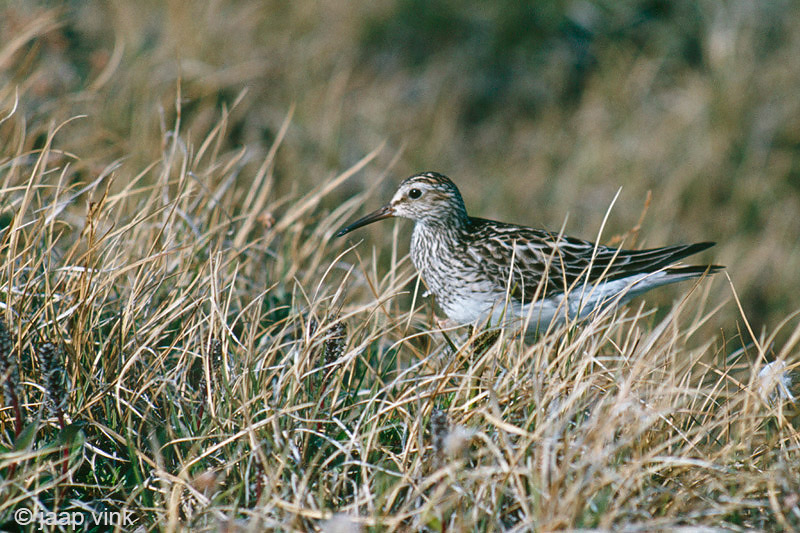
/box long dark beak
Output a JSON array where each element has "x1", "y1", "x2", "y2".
[{"x1": 336, "y1": 204, "x2": 395, "y2": 237}]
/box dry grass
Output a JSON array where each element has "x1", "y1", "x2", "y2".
[{"x1": 1, "y1": 2, "x2": 799, "y2": 531}]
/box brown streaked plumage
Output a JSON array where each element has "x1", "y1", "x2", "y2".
[{"x1": 337, "y1": 172, "x2": 722, "y2": 333}]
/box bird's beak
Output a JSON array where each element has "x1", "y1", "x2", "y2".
[{"x1": 336, "y1": 204, "x2": 395, "y2": 237}]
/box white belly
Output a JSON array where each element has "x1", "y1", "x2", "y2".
[{"x1": 438, "y1": 271, "x2": 671, "y2": 333}]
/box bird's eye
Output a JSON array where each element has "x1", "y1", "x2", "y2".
[{"x1": 408, "y1": 188, "x2": 422, "y2": 199}]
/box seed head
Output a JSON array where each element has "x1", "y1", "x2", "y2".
[
  {"x1": 430, "y1": 409, "x2": 449, "y2": 457},
  {"x1": 0, "y1": 318, "x2": 20, "y2": 406},
  {"x1": 37, "y1": 342, "x2": 67, "y2": 414},
  {"x1": 323, "y1": 320, "x2": 347, "y2": 365}
]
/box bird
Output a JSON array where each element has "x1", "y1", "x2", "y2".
[{"x1": 336, "y1": 171, "x2": 722, "y2": 335}]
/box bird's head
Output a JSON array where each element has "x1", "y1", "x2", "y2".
[{"x1": 336, "y1": 172, "x2": 468, "y2": 237}]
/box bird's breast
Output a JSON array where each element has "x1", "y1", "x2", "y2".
[{"x1": 410, "y1": 224, "x2": 497, "y2": 323}]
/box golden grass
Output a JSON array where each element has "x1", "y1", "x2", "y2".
[{"x1": 1, "y1": 2, "x2": 799, "y2": 531}]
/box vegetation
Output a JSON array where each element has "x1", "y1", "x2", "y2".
[{"x1": 0, "y1": 1, "x2": 798, "y2": 531}]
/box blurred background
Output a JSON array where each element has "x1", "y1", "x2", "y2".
[{"x1": 2, "y1": 0, "x2": 800, "y2": 341}]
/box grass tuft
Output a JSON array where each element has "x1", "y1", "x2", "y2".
[{"x1": 1, "y1": 2, "x2": 799, "y2": 531}]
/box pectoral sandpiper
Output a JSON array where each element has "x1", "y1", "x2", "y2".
[{"x1": 337, "y1": 172, "x2": 722, "y2": 334}]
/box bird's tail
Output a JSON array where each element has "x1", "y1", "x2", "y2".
[{"x1": 663, "y1": 264, "x2": 724, "y2": 280}]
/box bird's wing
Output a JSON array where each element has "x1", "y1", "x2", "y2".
[{"x1": 465, "y1": 218, "x2": 714, "y2": 302}]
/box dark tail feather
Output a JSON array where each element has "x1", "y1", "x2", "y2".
[
  {"x1": 670, "y1": 241, "x2": 717, "y2": 261},
  {"x1": 633, "y1": 241, "x2": 717, "y2": 270},
  {"x1": 602, "y1": 241, "x2": 722, "y2": 280},
  {"x1": 663, "y1": 242, "x2": 723, "y2": 277},
  {"x1": 664, "y1": 264, "x2": 725, "y2": 279}
]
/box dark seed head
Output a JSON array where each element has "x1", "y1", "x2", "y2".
[
  {"x1": 323, "y1": 320, "x2": 347, "y2": 365},
  {"x1": 37, "y1": 342, "x2": 67, "y2": 414},
  {"x1": 430, "y1": 409, "x2": 449, "y2": 457},
  {"x1": 0, "y1": 318, "x2": 20, "y2": 405}
]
